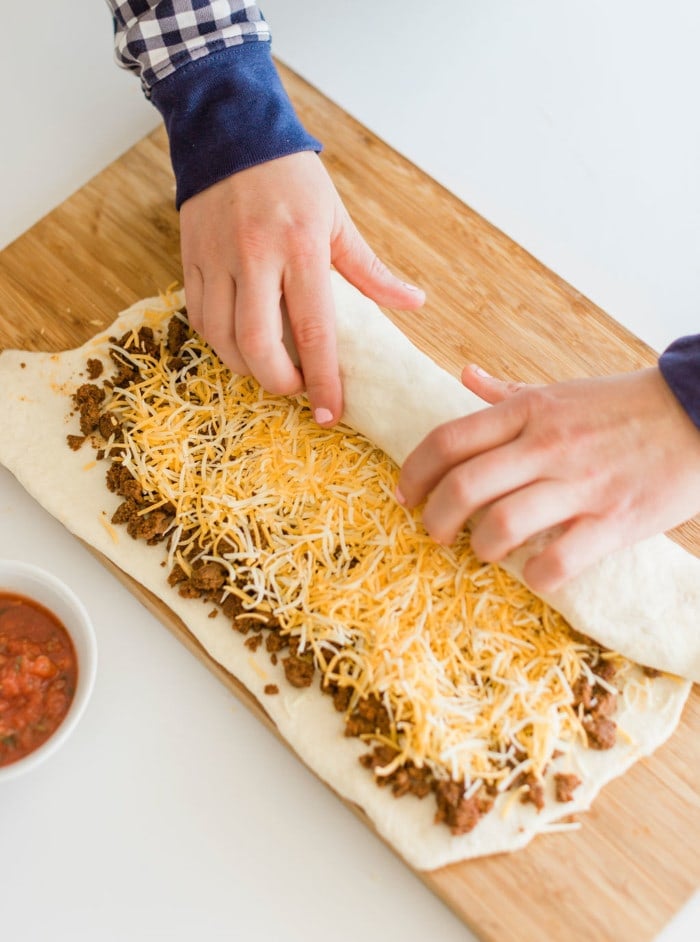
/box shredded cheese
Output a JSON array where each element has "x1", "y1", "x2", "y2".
[
  {"x1": 98, "y1": 511, "x2": 120, "y2": 544},
  {"x1": 98, "y1": 313, "x2": 633, "y2": 788}
]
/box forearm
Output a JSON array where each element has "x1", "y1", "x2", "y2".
[
  {"x1": 105, "y1": 1, "x2": 320, "y2": 207},
  {"x1": 658, "y1": 334, "x2": 700, "y2": 429}
]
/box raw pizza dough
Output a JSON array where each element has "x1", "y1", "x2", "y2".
[{"x1": 0, "y1": 275, "x2": 694, "y2": 870}]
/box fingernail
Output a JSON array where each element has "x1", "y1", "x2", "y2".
[
  {"x1": 395, "y1": 486, "x2": 406, "y2": 505},
  {"x1": 471, "y1": 363, "x2": 491, "y2": 378},
  {"x1": 314, "y1": 407, "x2": 334, "y2": 425},
  {"x1": 401, "y1": 282, "x2": 422, "y2": 292}
]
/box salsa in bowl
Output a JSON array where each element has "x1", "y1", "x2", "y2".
[{"x1": 0, "y1": 560, "x2": 97, "y2": 782}]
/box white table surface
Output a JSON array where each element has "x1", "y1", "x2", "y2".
[{"x1": 1, "y1": 2, "x2": 697, "y2": 940}]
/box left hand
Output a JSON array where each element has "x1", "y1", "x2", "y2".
[
  {"x1": 397, "y1": 364, "x2": 700, "y2": 592},
  {"x1": 180, "y1": 152, "x2": 424, "y2": 427}
]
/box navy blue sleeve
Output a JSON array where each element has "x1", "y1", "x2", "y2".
[
  {"x1": 150, "y1": 42, "x2": 321, "y2": 208},
  {"x1": 658, "y1": 334, "x2": 700, "y2": 429}
]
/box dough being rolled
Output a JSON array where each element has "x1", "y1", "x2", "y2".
[{"x1": 328, "y1": 272, "x2": 700, "y2": 683}]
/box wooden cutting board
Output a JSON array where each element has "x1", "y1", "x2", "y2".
[{"x1": 0, "y1": 63, "x2": 698, "y2": 942}]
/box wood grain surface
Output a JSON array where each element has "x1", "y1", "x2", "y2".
[{"x1": 0, "y1": 63, "x2": 698, "y2": 942}]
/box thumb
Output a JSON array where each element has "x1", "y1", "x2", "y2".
[
  {"x1": 331, "y1": 212, "x2": 425, "y2": 310},
  {"x1": 461, "y1": 363, "x2": 529, "y2": 404}
]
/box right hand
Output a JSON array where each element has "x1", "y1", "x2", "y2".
[{"x1": 397, "y1": 364, "x2": 700, "y2": 592}]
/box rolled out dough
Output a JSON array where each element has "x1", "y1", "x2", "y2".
[{"x1": 0, "y1": 277, "x2": 693, "y2": 869}]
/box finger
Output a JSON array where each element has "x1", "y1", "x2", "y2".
[
  {"x1": 283, "y1": 261, "x2": 342, "y2": 425},
  {"x1": 200, "y1": 274, "x2": 247, "y2": 376},
  {"x1": 421, "y1": 440, "x2": 538, "y2": 545},
  {"x1": 461, "y1": 363, "x2": 529, "y2": 405},
  {"x1": 470, "y1": 479, "x2": 580, "y2": 562},
  {"x1": 398, "y1": 398, "x2": 527, "y2": 508},
  {"x1": 523, "y1": 516, "x2": 624, "y2": 594},
  {"x1": 332, "y1": 214, "x2": 425, "y2": 310},
  {"x1": 183, "y1": 263, "x2": 204, "y2": 334},
  {"x1": 234, "y1": 273, "x2": 304, "y2": 397}
]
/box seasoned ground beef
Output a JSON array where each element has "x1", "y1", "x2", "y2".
[
  {"x1": 582, "y1": 714, "x2": 617, "y2": 750},
  {"x1": 166, "y1": 356, "x2": 186, "y2": 373},
  {"x1": 265, "y1": 629, "x2": 289, "y2": 654},
  {"x1": 590, "y1": 687, "x2": 617, "y2": 717},
  {"x1": 592, "y1": 658, "x2": 618, "y2": 683},
  {"x1": 360, "y1": 743, "x2": 399, "y2": 771},
  {"x1": 332, "y1": 685, "x2": 352, "y2": 713},
  {"x1": 86, "y1": 358, "x2": 103, "y2": 380},
  {"x1": 110, "y1": 357, "x2": 138, "y2": 388},
  {"x1": 113, "y1": 325, "x2": 160, "y2": 359},
  {"x1": 282, "y1": 654, "x2": 315, "y2": 688},
  {"x1": 105, "y1": 463, "x2": 144, "y2": 502},
  {"x1": 434, "y1": 781, "x2": 483, "y2": 835},
  {"x1": 220, "y1": 592, "x2": 245, "y2": 620},
  {"x1": 127, "y1": 509, "x2": 172, "y2": 543},
  {"x1": 388, "y1": 764, "x2": 434, "y2": 800},
  {"x1": 111, "y1": 497, "x2": 171, "y2": 542},
  {"x1": 111, "y1": 498, "x2": 139, "y2": 526},
  {"x1": 66, "y1": 434, "x2": 85, "y2": 451},
  {"x1": 359, "y1": 745, "x2": 434, "y2": 799},
  {"x1": 190, "y1": 562, "x2": 227, "y2": 592},
  {"x1": 167, "y1": 563, "x2": 188, "y2": 587},
  {"x1": 167, "y1": 316, "x2": 190, "y2": 355},
  {"x1": 519, "y1": 772, "x2": 545, "y2": 811},
  {"x1": 105, "y1": 463, "x2": 122, "y2": 493},
  {"x1": 98, "y1": 412, "x2": 122, "y2": 441},
  {"x1": 554, "y1": 773, "x2": 582, "y2": 803},
  {"x1": 572, "y1": 676, "x2": 593, "y2": 710},
  {"x1": 264, "y1": 684, "x2": 279, "y2": 696},
  {"x1": 344, "y1": 694, "x2": 391, "y2": 738},
  {"x1": 73, "y1": 383, "x2": 105, "y2": 435}
]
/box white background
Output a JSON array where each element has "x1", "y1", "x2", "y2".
[{"x1": 1, "y1": 2, "x2": 697, "y2": 940}]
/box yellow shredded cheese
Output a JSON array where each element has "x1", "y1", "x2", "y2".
[
  {"x1": 99, "y1": 313, "x2": 632, "y2": 787},
  {"x1": 98, "y1": 511, "x2": 120, "y2": 544}
]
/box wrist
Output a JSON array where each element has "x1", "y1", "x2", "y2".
[
  {"x1": 658, "y1": 334, "x2": 700, "y2": 431},
  {"x1": 150, "y1": 42, "x2": 322, "y2": 209}
]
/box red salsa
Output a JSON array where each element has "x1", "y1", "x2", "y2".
[{"x1": 0, "y1": 592, "x2": 78, "y2": 767}]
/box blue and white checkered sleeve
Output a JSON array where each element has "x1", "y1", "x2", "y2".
[{"x1": 107, "y1": 0, "x2": 271, "y2": 93}]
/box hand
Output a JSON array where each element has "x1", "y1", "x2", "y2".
[
  {"x1": 397, "y1": 364, "x2": 700, "y2": 592},
  {"x1": 180, "y1": 152, "x2": 425, "y2": 425}
]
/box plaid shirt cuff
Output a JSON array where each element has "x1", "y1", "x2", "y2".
[
  {"x1": 659, "y1": 334, "x2": 700, "y2": 429},
  {"x1": 109, "y1": 0, "x2": 271, "y2": 93},
  {"x1": 150, "y1": 41, "x2": 322, "y2": 208}
]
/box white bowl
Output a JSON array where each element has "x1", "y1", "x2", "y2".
[{"x1": 0, "y1": 560, "x2": 97, "y2": 783}]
